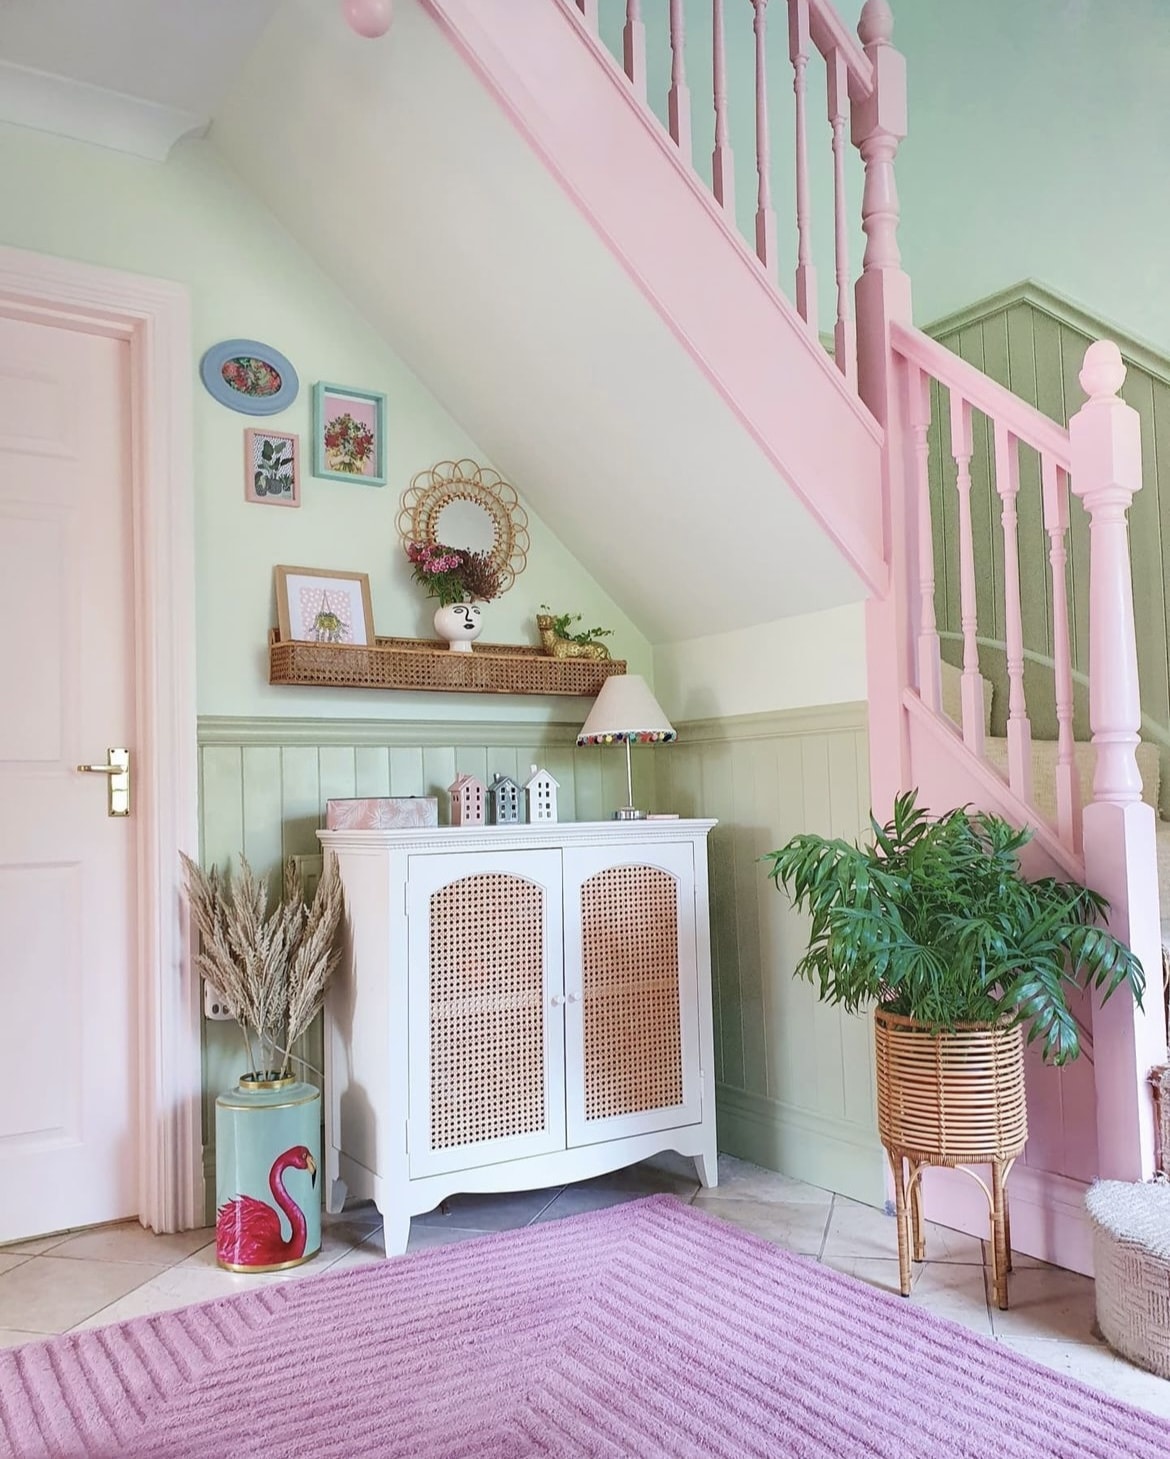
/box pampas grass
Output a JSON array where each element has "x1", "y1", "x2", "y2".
[{"x1": 181, "y1": 851, "x2": 343, "y2": 1079}]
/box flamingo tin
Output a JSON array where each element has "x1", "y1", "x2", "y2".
[{"x1": 215, "y1": 1075, "x2": 321, "y2": 1272}]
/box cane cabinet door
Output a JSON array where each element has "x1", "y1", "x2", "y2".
[
  {"x1": 406, "y1": 850, "x2": 565, "y2": 1178},
  {"x1": 562, "y1": 843, "x2": 702, "y2": 1147}
]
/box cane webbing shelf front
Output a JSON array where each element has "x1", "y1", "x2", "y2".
[{"x1": 269, "y1": 629, "x2": 626, "y2": 696}]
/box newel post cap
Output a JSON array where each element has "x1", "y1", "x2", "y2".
[
  {"x1": 1069, "y1": 342, "x2": 1142, "y2": 503},
  {"x1": 852, "y1": 1, "x2": 906, "y2": 143}
]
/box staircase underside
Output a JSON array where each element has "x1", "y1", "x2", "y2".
[{"x1": 210, "y1": 0, "x2": 878, "y2": 644}]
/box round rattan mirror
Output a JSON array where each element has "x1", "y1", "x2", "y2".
[{"x1": 398, "y1": 460, "x2": 529, "y2": 594}]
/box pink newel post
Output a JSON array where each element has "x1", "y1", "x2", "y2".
[
  {"x1": 854, "y1": 0, "x2": 912, "y2": 819},
  {"x1": 1069, "y1": 340, "x2": 1167, "y2": 1182}
]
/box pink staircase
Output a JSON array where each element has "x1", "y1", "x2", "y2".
[{"x1": 421, "y1": 0, "x2": 1168, "y2": 1270}]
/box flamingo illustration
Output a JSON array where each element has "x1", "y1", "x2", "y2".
[{"x1": 216, "y1": 1145, "x2": 318, "y2": 1269}]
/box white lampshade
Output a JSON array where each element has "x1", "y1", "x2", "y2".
[{"x1": 577, "y1": 674, "x2": 676, "y2": 746}]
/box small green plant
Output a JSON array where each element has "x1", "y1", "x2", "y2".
[
  {"x1": 539, "y1": 606, "x2": 613, "y2": 644},
  {"x1": 763, "y1": 790, "x2": 1144, "y2": 1065}
]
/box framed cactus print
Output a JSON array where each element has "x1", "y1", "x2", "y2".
[
  {"x1": 274, "y1": 565, "x2": 375, "y2": 646},
  {"x1": 313, "y1": 382, "x2": 386, "y2": 485},
  {"x1": 244, "y1": 429, "x2": 300, "y2": 507}
]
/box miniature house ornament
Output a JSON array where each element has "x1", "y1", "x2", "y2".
[
  {"x1": 448, "y1": 773, "x2": 486, "y2": 827},
  {"x1": 488, "y1": 772, "x2": 522, "y2": 825},
  {"x1": 525, "y1": 765, "x2": 560, "y2": 823}
]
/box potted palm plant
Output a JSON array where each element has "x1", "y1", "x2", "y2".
[
  {"x1": 182, "y1": 853, "x2": 343, "y2": 1273},
  {"x1": 764, "y1": 790, "x2": 1145, "y2": 1309}
]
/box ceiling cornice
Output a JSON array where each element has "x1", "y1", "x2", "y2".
[{"x1": 0, "y1": 59, "x2": 206, "y2": 161}]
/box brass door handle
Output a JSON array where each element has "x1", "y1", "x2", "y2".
[{"x1": 77, "y1": 748, "x2": 130, "y2": 816}]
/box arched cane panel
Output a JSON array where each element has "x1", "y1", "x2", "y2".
[
  {"x1": 428, "y1": 873, "x2": 546, "y2": 1150},
  {"x1": 580, "y1": 865, "x2": 683, "y2": 1120}
]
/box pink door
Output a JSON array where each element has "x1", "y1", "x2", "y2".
[{"x1": 0, "y1": 313, "x2": 138, "y2": 1242}]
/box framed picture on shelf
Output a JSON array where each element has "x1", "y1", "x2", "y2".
[
  {"x1": 244, "y1": 428, "x2": 300, "y2": 507},
  {"x1": 312, "y1": 382, "x2": 386, "y2": 485},
  {"x1": 274, "y1": 565, "x2": 375, "y2": 646}
]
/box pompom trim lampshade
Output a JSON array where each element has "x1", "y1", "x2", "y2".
[{"x1": 576, "y1": 675, "x2": 677, "y2": 747}]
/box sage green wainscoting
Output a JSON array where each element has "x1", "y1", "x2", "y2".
[
  {"x1": 926, "y1": 281, "x2": 1170, "y2": 810},
  {"x1": 196, "y1": 713, "x2": 656, "y2": 1220},
  {"x1": 662, "y1": 704, "x2": 884, "y2": 1206}
]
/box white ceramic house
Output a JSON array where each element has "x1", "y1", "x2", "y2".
[
  {"x1": 487, "y1": 772, "x2": 522, "y2": 824},
  {"x1": 525, "y1": 764, "x2": 560, "y2": 823},
  {"x1": 448, "y1": 772, "x2": 487, "y2": 827}
]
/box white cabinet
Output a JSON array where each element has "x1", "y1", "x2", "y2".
[{"x1": 319, "y1": 821, "x2": 718, "y2": 1255}]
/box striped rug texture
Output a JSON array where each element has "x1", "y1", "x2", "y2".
[{"x1": 3, "y1": 1194, "x2": 1169, "y2": 1458}]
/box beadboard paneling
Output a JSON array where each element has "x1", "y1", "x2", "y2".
[
  {"x1": 925, "y1": 283, "x2": 1170, "y2": 806},
  {"x1": 665, "y1": 704, "x2": 884, "y2": 1206},
  {"x1": 195, "y1": 715, "x2": 656, "y2": 1220}
]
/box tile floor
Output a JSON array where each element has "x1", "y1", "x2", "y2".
[{"x1": 2, "y1": 1154, "x2": 1169, "y2": 1421}]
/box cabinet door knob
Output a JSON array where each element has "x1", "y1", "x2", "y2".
[
  {"x1": 566, "y1": 992, "x2": 580, "y2": 1004},
  {"x1": 550, "y1": 994, "x2": 564, "y2": 1007}
]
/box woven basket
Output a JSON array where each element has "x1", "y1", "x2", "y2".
[
  {"x1": 268, "y1": 630, "x2": 625, "y2": 697},
  {"x1": 874, "y1": 1009, "x2": 1029, "y2": 1164}
]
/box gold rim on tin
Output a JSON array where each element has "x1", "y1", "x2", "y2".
[
  {"x1": 217, "y1": 1246, "x2": 321, "y2": 1275},
  {"x1": 239, "y1": 1071, "x2": 297, "y2": 1091}
]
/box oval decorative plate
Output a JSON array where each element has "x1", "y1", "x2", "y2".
[{"x1": 199, "y1": 339, "x2": 299, "y2": 415}]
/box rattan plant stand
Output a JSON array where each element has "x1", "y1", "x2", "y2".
[{"x1": 874, "y1": 1010, "x2": 1029, "y2": 1310}]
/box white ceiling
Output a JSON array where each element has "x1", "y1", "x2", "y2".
[{"x1": 210, "y1": 0, "x2": 864, "y2": 644}]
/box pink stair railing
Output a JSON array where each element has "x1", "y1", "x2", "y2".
[{"x1": 571, "y1": 0, "x2": 886, "y2": 391}]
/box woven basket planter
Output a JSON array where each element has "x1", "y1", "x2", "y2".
[
  {"x1": 874, "y1": 1009, "x2": 1029, "y2": 1309},
  {"x1": 1085, "y1": 1180, "x2": 1170, "y2": 1379}
]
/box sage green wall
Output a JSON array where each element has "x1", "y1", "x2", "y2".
[
  {"x1": 0, "y1": 122, "x2": 651, "y2": 721},
  {"x1": 667, "y1": 704, "x2": 883, "y2": 1205},
  {"x1": 925, "y1": 283, "x2": 1170, "y2": 811},
  {"x1": 600, "y1": 1, "x2": 1170, "y2": 352}
]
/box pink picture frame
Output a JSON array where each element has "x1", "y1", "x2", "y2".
[{"x1": 244, "y1": 428, "x2": 300, "y2": 507}]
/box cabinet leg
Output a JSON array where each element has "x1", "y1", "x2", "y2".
[
  {"x1": 694, "y1": 1146, "x2": 719, "y2": 1189},
  {"x1": 325, "y1": 1145, "x2": 346, "y2": 1216},
  {"x1": 382, "y1": 1207, "x2": 411, "y2": 1258}
]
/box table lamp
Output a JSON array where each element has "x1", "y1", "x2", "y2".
[{"x1": 576, "y1": 674, "x2": 676, "y2": 820}]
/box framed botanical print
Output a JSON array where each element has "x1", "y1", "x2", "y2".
[
  {"x1": 313, "y1": 382, "x2": 386, "y2": 485},
  {"x1": 274, "y1": 565, "x2": 375, "y2": 646},
  {"x1": 200, "y1": 339, "x2": 299, "y2": 415},
  {"x1": 244, "y1": 429, "x2": 300, "y2": 507}
]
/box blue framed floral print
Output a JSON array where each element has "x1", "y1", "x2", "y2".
[
  {"x1": 313, "y1": 382, "x2": 387, "y2": 486},
  {"x1": 200, "y1": 339, "x2": 299, "y2": 416}
]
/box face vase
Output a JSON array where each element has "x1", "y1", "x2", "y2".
[{"x1": 434, "y1": 600, "x2": 484, "y2": 652}]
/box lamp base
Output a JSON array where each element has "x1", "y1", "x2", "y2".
[{"x1": 612, "y1": 806, "x2": 646, "y2": 821}]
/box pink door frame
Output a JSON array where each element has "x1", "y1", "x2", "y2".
[{"x1": 0, "y1": 244, "x2": 201, "y2": 1233}]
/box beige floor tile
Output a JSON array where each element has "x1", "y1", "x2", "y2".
[
  {"x1": 821, "y1": 1196, "x2": 901, "y2": 1261},
  {"x1": 48, "y1": 1222, "x2": 215, "y2": 1266},
  {"x1": 534, "y1": 1187, "x2": 649, "y2": 1223},
  {"x1": 910, "y1": 1261, "x2": 993, "y2": 1335},
  {"x1": 704, "y1": 1155, "x2": 828, "y2": 1205},
  {"x1": 576, "y1": 1156, "x2": 699, "y2": 1201},
  {"x1": 414, "y1": 1187, "x2": 562, "y2": 1232},
  {"x1": 0, "y1": 1256, "x2": 164, "y2": 1335},
  {"x1": 0, "y1": 1254, "x2": 30, "y2": 1279},
  {"x1": 691, "y1": 1194, "x2": 832, "y2": 1254},
  {"x1": 0, "y1": 1235, "x2": 72, "y2": 1256},
  {"x1": 69, "y1": 1265, "x2": 265, "y2": 1330},
  {"x1": 991, "y1": 1267, "x2": 1098, "y2": 1343},
  {"x1": 0, "y1": 1328, "x2": 44, "y2": 1349},
  {"x1": 403, "y1": 1225, "x2": 495, "y2": 1257},
  {"x1": 821, "y1": 1255, "x2": 915, "y2": 1297},
  {"x1": 918, "y1": 1219, "x2": 984, "y2": 1264},
  {"x1": 1002, "y1": 1338, "x2": 1170, "y2": 1420}
]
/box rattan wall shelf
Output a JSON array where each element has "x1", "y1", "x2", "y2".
[{"x1": 268, "y1": 630, "x2": 626, "y2": 696}]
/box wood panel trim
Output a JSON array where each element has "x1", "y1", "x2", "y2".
[
  {"x1": 198, "y1": 715, "x2": 585, "y2": 748},
  {"x1": 0, "y1": 244, "x2": 200, "y2": 1233},
  {"x1": 675, "y1": 702, "x2": 867, "y2": 743},
  {"x1": 925, "y1": 278, "x2": 1170, "y2": 389}
]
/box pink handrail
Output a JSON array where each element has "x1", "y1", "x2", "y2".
[{"x1": 806, "y1": 0, "x2": 873, "y2": 98}]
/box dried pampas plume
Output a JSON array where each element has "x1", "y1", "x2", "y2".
[{"x1": 181, "y1": 851, "x2": 343, "y2": 1079}]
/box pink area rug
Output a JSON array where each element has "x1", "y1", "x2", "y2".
[{"x1": 3, "y1": 1195, "x2": 1169, "y2": 1458}]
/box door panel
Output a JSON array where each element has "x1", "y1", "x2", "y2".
[
  {"x1": 0, "y1": 315, "x2": 137, "y2": 1241},
  {"x1": 563, "y1": 843, "x2": 702, "y2": 1146},
  {"x1": 406, "y1": 850, "x2": 565, "y2": 1178}
]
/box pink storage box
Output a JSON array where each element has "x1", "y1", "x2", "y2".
[{"x1": 325, "y1": 797, "x2": 438, "y2": 830}]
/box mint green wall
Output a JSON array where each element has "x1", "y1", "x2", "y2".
[
  {"x1": 599, "y1": 1, "x2": 1170, "y2": 351},
  {"x1": 0, "y1": 123, "x2": 651, "y2": 721}
]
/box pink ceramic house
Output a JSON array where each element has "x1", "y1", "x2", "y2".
[{"x1": 448, "y1": 772, "x2": 487, "y2": 827}]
